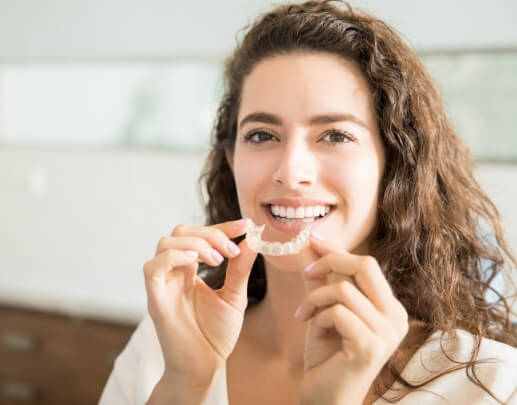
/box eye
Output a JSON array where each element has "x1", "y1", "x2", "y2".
[
  {"x1": 320, "y1": 129, "x2": 356, "y2": 145},
  {"x1": 243, "y1": 130, "x2": 276, "y2": 145},
  {"x1": 243, "y1": 128, "x2": 356, "y2": 146}
]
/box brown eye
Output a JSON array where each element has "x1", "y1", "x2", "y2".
[
  {"x1": 321, "y1": 129, "x2": 355, "y2": 145},
  {"x1": 243, "y1": 131, "x2": 275, "y2": 144}
]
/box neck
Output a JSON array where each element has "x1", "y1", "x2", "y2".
[
  {"x1": 244, "y1": 262, "x2": 308, "y2": 375},
  {"x1": 243, "y1": 260, "x2": 430, "y2": 381}
]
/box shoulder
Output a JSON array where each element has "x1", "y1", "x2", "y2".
[
  {"x1": 113, "y1": 312, "x2": 165, "y2": 372},
  {"x1": 423, "y1": 328, "x2": 517, "y2": 363},
  {"x1": 428, "y1": 329, "x2": 517, "y2": 372},
  {"x1": 382, "y1": 329, "x2": 517, "y2": 404},
  {"x1": 99, "y1": 313, "x2": 165, "y2": 404}
]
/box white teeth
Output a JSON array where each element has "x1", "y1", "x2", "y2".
[
  {"x1": 269, "y1": 204, "x2": 331, "y2": 220},
  {"x1": 245, "y1": 221, "x2": 312, "y2": 256}
]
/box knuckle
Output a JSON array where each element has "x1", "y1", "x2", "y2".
[
  {"x1": 400, "y1": 305, "x2": 409, "y2": 323},
  {"x1": 171, "y1": 224, "x2": 187, "y2": 235},
  {"x1": 331, "y1": 304, "x2": 345, "y2": 317},
  {"x1": 142, "y1": 261, "x2": 151, "y2": 276},
  {"x1": 211, "y1": 227, "x2": 227, "y2": 240},
  {"x1": 220, "y1": 287, "x2": 247, "y2": 313},
  {"x1": 143, "y1": 260, "x2": 158, "y2": 278},
  {"x1": 327, "y1": 252, "x2": 340, "y2": 268},
  {"x1": 157, "y1": 236, "x2": 170, "y2": 251},
  {"x1": 197, "y1": 239, "x2": 215, "y2": 255},
  {"x1": 366, "y1": 341, "x2": 386, "y2": 362},
  {"x1": 355, "y1": 337, "x2": 385, "y2": 362},
  {"x1": 358, "y1": 256, "x2": 379, "y2": 280},
  {"x1": 355, "y1": 339, "x2": 370, "y2": 355},
  {"x1": 398, "y1": 311, "x2": 410, "y2": 334},
  {"x1": 165, "y1": 249, "x2": 178, "y2": 264},
  {"x1": 393, "y1": 300, "x2": 409, "y2": 323},
  {"x1": 361, "y1": 255, "x2": 378, "y2": 272},
  {"x1": 305, "y1": 291, "x2": 315, "y2": 306},
  {"x1": 337, "y1": 281, "x2": 352, "y2": 298},
  {"x1": 401, "y1": 320, "x2": 410, "y2": 336},
  {"x1": 210, "y1": 228, "x2": 229, "y2": 248}
]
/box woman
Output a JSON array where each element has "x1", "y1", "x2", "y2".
[{"x1": 100, "y1": 1, "x2": 517, "y2": 404}]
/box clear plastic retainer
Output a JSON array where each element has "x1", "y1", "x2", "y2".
[{"x1": 245, "y1": 220, "x2": 312, "y2": 256}]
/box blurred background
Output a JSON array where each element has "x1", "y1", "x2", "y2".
[{"x1": 0, "y1": 0, "x2": 516, "y2": 403}]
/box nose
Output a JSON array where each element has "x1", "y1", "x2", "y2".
[{"x1": 272, "y1": 137, "x2": 316, "y2": 189}]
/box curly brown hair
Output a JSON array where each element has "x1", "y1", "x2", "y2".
[{"x1": 195, "y1": 0, "x2": 517, "y2": 402}]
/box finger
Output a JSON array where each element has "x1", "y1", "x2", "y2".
[
  {"x1": 305, "y1": 242, "x2": 393, "y2": 314},
  {"x1": 301, "y1": 264, "x2": 328, "y2": 294},
  {"x1": 219, "y1": 238, "x2": 258, "y2": 312},
  {"x1": 144, "y1": 248, "x2": 199, "y2": 282},
  {"x1": 171, "y1": 218, "x2": 251, "y2": 241},
  {"x1": 143, "y1": 249, "x2": 199, "y2": 315},
  {"x1": 209, "y1": 217, "x2": 252, "y2": 236},
  {"x1": 313, "y1": 304, "x2": 374, "y2": 345},
  {"x1": 304, "y1": 233, "x2": 354, "y2": 286},
  {"x1": 296, "y1": 281, "x2": 385, "y2": 334},
  {"x1": 308, "y1": 231, "x2": 345, "y2": 258},
  {"x1": 158, "y1": 218, "x2": 251, "y2": 260},
  {"x1": 156, "y1": 235, "x2": 232, "y2": 267}
]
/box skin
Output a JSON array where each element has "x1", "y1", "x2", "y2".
[
  {"x1": 227, "y1": 51, "x2": 385, "y2": 363},
  {"x1": 143, "y1": 51, "x2": 425, "y2": 404},
  {"x1": 224, "y1": 52, "x2": 415, "y2": 403}
]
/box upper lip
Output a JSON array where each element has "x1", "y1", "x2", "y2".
[{"x1": 264, "y1": 198, "x2": 336, "y2": 207}]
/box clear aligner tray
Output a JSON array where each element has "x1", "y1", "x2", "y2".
[{"x1": 245, "y1": 221, "x2": 311, "y2": 255}]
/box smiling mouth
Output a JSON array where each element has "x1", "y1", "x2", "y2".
[{"x1": 267, "y1": 204, "x2": 335, "y2": 223}]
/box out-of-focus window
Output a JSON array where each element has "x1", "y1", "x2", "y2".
[
  {"x1": 0, "y1": 51, "x2": 515, "y2": 159},
  {"x1": 420, "y1": 50, "x2": 517, "y2": 162},
  {"x1": 0, "y1": 62, "x2": 223, "y2": 150}
]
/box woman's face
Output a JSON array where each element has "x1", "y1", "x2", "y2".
[{"x1": 227, "y1": 52, "x2": 385, "y2": 271}]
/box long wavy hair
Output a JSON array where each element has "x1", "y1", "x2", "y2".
[{"x1": 195, "y1": 0, "x2": 517, "y2": 402}]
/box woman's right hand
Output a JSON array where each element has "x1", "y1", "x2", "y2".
[{"x1": 143, "y1": 218, "x2": 257, "y2": 386}]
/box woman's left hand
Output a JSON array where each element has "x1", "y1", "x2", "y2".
[{"x1": 297, "y1": 233, "x2": 409, "y2": 405}]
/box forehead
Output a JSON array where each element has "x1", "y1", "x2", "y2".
[{"x1": 238, "y1": 52, "x2": 376, "y2": 127}]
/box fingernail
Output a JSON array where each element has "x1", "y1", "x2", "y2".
[
  {"x1": 227, "y1": 240, "x2": 240, "y2": 256},
  {"x1": 311, "y1": 232, "x2": 324, "y2": 241},
  {"x1": 294, "y1": 305, "x2": 302, "y2": 319},
  {"x1": 185, "y1": 250, "x2": 199, "y2": 259},
  {"x1": 235, "y1": 218, "x2": 251, "y2": 227},
  {"x1": 304, "y1": 262, "x2": 316, "y2": 273},
  {"x1": 211, "y1": 249, "x2": 224, "y2": 264}
]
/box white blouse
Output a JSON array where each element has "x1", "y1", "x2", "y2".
[{"x1": 99, "y1": 313, "x2": 517, "y2": 404}]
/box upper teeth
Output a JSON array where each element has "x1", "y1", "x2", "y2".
[{"x1": 270, "y1": 205, "x2": 331, "y2": 219}]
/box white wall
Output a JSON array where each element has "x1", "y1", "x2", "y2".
[
  {"x1": 0, "y1": 147, "x2": 208, "y2": 321},
  {"x1": 0, "y1": 0, "x2": 516, "y2": 62}
]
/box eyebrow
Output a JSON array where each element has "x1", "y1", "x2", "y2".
[{"x1": 238, "y1": 111, "x2": 370, "y2": 131}]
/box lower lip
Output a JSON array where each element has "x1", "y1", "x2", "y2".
[{"x1": 263, "y1": 205, "x2": 334, "y2": 234}]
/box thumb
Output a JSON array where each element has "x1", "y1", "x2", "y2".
[{"x1": 219, "y1": 238, "x2": 258, "y2": 312}]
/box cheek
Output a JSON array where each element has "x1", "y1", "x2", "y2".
[
  {"x1": 330, "y1": 154, "x2": 382, "y2": 198},
  {"x1": 233, "y1": 155, "x2": 266, "y2": 215}
]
